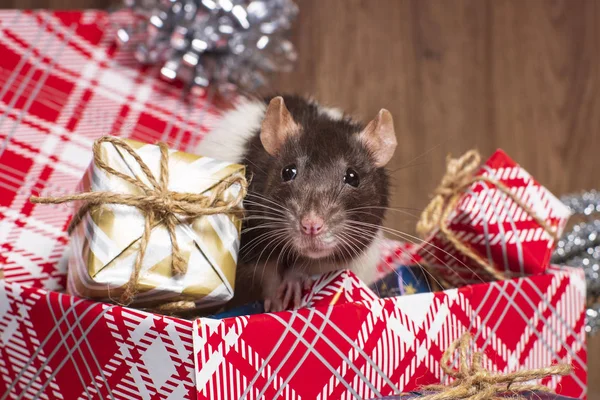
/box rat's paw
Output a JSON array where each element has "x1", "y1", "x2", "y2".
[
  {"x1": 263, "y1": 296, "x2": 284, "y2": 313},
  {"x1": 277, "y1": 272, "x2": 314, "y2": 310}
]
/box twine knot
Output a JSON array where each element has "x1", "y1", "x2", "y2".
[
  {"x1": 420, "y1": 333, "x2": 572, "y2": 400},
  {"x1": 416, "y1": 150, "x2": 558, "y2": 285},
  {"x1": 30, "y1": 136, "x2": 247, "y2": 306},
  {"x1": 434, "y1": 151, "x2": 481, "y2": 197},
  {"x1": 151, "y1": 194, "x2": 175, "y2": 215},
  {"x1": 417, "y1": 150, "x2": 481, "y2": 238}
]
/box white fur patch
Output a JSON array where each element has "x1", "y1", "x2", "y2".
[
  {"x1": 318, "y1": 106, "x2": 344, "y2": 121},
  {"x1": 305, "y1": 96, "x2": 345, "y2": 121},
  {"x1": 195, "y1": 97, "x2": 266, "y2": 163},
  {"x1": 347, "y1": 230, "x2": 383, "y2": 285},
  {"x1": 196, "y1": 97, "x2": 346, "y2": 163}
]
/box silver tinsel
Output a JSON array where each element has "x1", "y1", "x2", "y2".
[
  {"x1": 559, "y1": 189, "x2": 600, "y2": 216},
  {"x1": 587, "y1": 305, "x2": 600, "y2": 335},
  {"x1": 551, "y1": 190, "x2": 600, "y2": 335},
  {"x1": 115, "y1": 0, "x2": 298, "y2": 94}
]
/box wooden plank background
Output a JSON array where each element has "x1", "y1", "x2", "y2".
[{"x1": 2, "y1": 0, "x2": 599, "y2": 396}]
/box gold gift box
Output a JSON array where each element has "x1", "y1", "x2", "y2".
[{"x1": 66, "y1": 138, "x2": 245, "y2": 308}]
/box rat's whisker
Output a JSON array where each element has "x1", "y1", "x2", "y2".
[
  {"x1": 245, "y1": 192, "x2": 293, "y2": 214},
  {"x1": 243, "y1": 196, "x2": 288, "y2": 212},
  {"x1": 242, "y1": 215, "x2": 287, "y2": 222},
  {"x1": 241, "y1": 223, "x2": 286, "y2": 235},
  {"x1": 346, "y1": 205, "x2": 423, "y2": 213},
  {"x1": 346, "y1": 221, "x2": 482, "y2": 286},
  {"x1": 347, "y1": 206, "x2": 422, "y2": 219},
  {"x1": 242, "y1": 208, "x2": 286, "y2": 220},
  {"x1": 347, "y1": 224, "x2": 463, "y2": 285},
  {"x1": 258, "y1": 235, "x2": 289, "y2": 286},
  {"x1": 292, "y1": 246, "x2": 302, "y2": 266},
  {"x1": 338, "y1": 230, "x2": 386, "y2": 290},
  {"x1": 276, "y1": 239, "x2": 294, "y2": 271},
  {"x1": 241, "y1": 216, "x2": 288, "y2": 225},
  {"x1": 389, "y1": 162, "x2": 430, "y2": 174},
  {"x1": 276, "y1": 239, "x2": 292, "y2": 266},
  {"x1": 389, "y1": 141, "x2": 446, "y2": 174},
  {"x1": 241, "y1": 223, "x2": 286, "y2": 236},
  {"x1": 241, "y1": 157, "x2": 268, "y2": 176},
  {"x1": 241, "y1": 228, "x2": 289, "y2": 257},
  {"x1": 334, "y1": 233, "x2": 353, "y2": 263},
  {"x1": 336, "y1": 232, "x2": 365, "y2": 268},
  {"x1": 339, "y1": 231, "x2": 383, "y2": 298},
  {"x1": 252, "y1": 234, "x2": 288, "y2": 286},
  {"x1": 242, "y1": 208, "x2": 286, "y2": 221},
  {"x1": 242, "y1": 199, "x2": 287, "y2": 217},
  {"x1": 339, "y1": 230, "x2": 366, "y2": 263},
  {"x1": 337, "y1": 230, "x2": 366, "y2": 258},
  {"x1": 242, "y1": 229, "x2": 290, "y2": 257},
  {"x1": 244, "y1": 195, "x2": 287, "y2": 211},
  {"x1": 342, "y1": 226, "x2": 446, "y2": 291},
  {"x1": 334, "y1": 236, "x2": 352, "y2": 271}
]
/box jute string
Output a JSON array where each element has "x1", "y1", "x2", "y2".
[
  {"x1": 30, "y1": 136, "x2": 247, "y2": 307},
  {"x1": 418, "y1": 333, "x2": 571, "y2": 400},
  {"x1": 416, "y1": 150, "x2": 559, "y2": 285}
]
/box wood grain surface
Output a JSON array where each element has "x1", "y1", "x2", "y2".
[{"x1": 1, "y1": 0, "x2": 598, "y2": 395}]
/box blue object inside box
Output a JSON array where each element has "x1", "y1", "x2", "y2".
[{"x1": 369, "y1": 264, "x2": 431, "y2": 298}]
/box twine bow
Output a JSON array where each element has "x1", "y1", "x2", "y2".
[
  {"x1": 30, "y1": 136, "x2": 247, "y2": 306},
  {"x1": 419, "y1": 333, "x2": 571, "y2": 400},
  {"x1": 416, "y1": 150, "x2": 559, "y2": 284}
]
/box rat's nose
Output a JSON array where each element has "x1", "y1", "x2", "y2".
[{"x1": 301, "y1": 214, "x2": 325, "y2": 236}]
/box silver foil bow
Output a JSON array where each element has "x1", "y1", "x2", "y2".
[
  {"x1": 114, "y1": 0, "x2": 298, "y2": 94},
  {"x1": 552, "y1": 189, "x2": 600, "y2": 335}
]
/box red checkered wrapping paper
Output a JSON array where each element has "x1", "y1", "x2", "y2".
[
  {"x1": 0, "y1": 280, "x2": 197, "y2": 399},
  {"x1": 193, "y1": 267, "x2": 587, "y2": 399},
  {"x1": 0, "y1": 10, "x2": 225, "y2": 291},
  {"x1": 415, "y1": 149, "x2": 571, "y2": 288},
  {"x1": 300, "y1": 269, "x2": 379, "y2": 308}
]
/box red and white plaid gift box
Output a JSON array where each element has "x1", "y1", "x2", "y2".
[
  {"x1": 416, "y1": 149, "x2": 572, "y2": 288},
  {"x1": 0, "y1": 261, "x2": 588, "y2": 399},
  {"x1": 0, "y1": 10, "x2": 588, "y2": 400},
  {"x1": 192, "y1": 266, "x2": 587, "y2": 400}
]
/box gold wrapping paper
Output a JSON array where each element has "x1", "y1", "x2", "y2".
[{"x1": 66, "y1": 138, "x2": 245, "y2": 308}]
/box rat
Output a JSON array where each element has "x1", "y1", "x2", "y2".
[{"x1": 196, "y1": 95, "x2": 397, "y2": 312}]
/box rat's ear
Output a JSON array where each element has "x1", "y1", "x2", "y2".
[
  {"x1": 260, "y1": 96, "x2": 300, "y2": 156},
  {"x1": 358, "y1": 109, "x2": 397, "y2": 167}
]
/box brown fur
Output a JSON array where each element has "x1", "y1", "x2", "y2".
[{"x1": 233, "y1": 95, "x2": 393, "y2": 305}]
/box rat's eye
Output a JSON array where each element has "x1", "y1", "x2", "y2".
[
  {"x1": 282, "y1": 164, "x2": 297, "y2": 182},
  {"x1": 344, "y1": 168, "x2": 360, "y2": 187}
]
